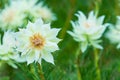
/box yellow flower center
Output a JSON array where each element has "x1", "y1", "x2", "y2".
[
  {"x1": 84, "y1": 22, "x2": 90, "y2": 28},
  {"x1": 30, "y1": 33, "x2": 45, "y2": 50}
]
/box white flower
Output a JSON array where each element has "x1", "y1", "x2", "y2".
[
  {"x1": 9, "y1": 0, "x2": 37, "y2": 14},
  {"x1": 0, "y1": 5, "x2": 25, "y2": 30},
  {"x1": 34, "y1": 3, "x2": 56, "y2": 22},
  {"x1": 0, "y1": 31, "x2": 25, "y2": 68},
  {"x1": 0, "y1": 0, "x2": 56, "y2": 30},
  {"x1": 68, "y1": 11, "x2": 108, "y2": 52},
  {"x1": 15, "y1": 18, "x2": 61, "y2": 65},
  {"x1": 106, "y1": 16, "x2": 120, "y2": 49},
  {"x1": 0, "y1": 31, "x2": 17, "y2": 60},
  {"x1": 9, "y1": 0, "x2": 56, "y2": 22}
]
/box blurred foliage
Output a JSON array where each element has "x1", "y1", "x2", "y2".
[{"x1": 0, "y1": 0, "x2": 120, "y2": 80}]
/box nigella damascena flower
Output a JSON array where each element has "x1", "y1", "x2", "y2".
[
  {"x1": 68, "y1": 11, "x2": 109, "y2": 52},
  {"x1": 106, "y1": 16, "x2": 120, "y2": 49},
  {"x1": 0, "y1": 31, "x2": 25, "y2": 68},
  {"x1": 15, "y1": 18, "x2": 61, "y2": 65}
]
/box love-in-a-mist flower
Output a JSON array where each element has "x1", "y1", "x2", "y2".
[
  {"x1": 15, "y1": 18, "x2": 61, "y2": 65},
  {"x1": 68, "y1": 11, "x2": 108, "y2": 52},
  {"x1": 106, "y1": 16, "x2": 120, "y2": 49},
  {"x1": 0, "y1": 5, "x2": 25, "y2": 30},
  {"x1": 0, "y1": 31, "x2": 25, "y2": 68}
]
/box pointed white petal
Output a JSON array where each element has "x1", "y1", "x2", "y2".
[
  {"x1": 35, "y1": 18, "x2": 43, "y2": 25},
  {"x1": 71, "y1": 21, "x2": 77, "y2": 29},
  {"x1": 26, "y1": 51, "x2": 35, "y2": 65},
  {"x1": 8, "y1": 61, "x2": 18, "y2": 69},
  {"x1": 81, "y1": 41, "x2": 88, "y2": 53},
  {"x1": 41, "y1": 51, "x2": 54, "y2": 64},
  {"x1": 35, "y1": 50, "x2": 40, "y2": 62},
  {"x1": 76, "y1": 11, "x2": 86, "y2": 21},
  {"x1": 91, "y1": 40, "x2": 103, "y2": 49},
  {"x1": 88, "y1": 11, "x2": 95, "y2": 20},
  {"x1": 97, "y1": 16, "x2": 105, "y2": 25},
  {"x1": 45, "y1": 41, "x2": 59, "y2": 52}
]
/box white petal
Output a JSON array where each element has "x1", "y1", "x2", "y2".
[
  {"x1": 45, "y1": 41, "x2": 59, "y2": 52},
  {"x1": 93, "y1": 44, "x2": 103, "y2": 49},
  {"x1": 26, "y1": 51, "x2": 35, "y2": 65},
  {"x1": 67, "y1": 31, "x2": 76, "y2": 37},
  {"x1": 45, "y1": 28, "x2": 60, "y2": 38},
  {"x1": 21, "y1": 45, "x2": 30, "y2": 56},
  {"x1": 88, "y1": 11, "x2": 95, "y2": 20},
  {"x1": 81, "y1": 41, "x2": 88, "y2": 53},
  {"x1": 71, "y1": 21, "x2": 76, "y2": 29},
  {"x1": 91, "y1": 40, "x2": 103, "y2": 49},
  {"x1": 42, "y1": 23, "x2": 51, "y2": 29},
  {"x1": 35, "y1": 18, "x2": 43, "y2": 25},
  {"x1": 76, "y1": 11, "x2": 86, "y2": 22},
  {"x1": 13, "y1": 53, "x2": 26, "y2": 62},
  {"x1": 8, "y1": 61, "x2": 18, "y2": 69},
  {"x1": 41, "y1": 51, "x2": 54, "y2": 64},
  {"x1": 26, "y1": 21, "x2": 33, "y2": 29},
  {"x1": 89, "y1": 26, "x2": 106, "y2": 40},
  {"x1": 97, "y1": 16, "x2": 105, "y2": 25},
  {"x1": 35, "y1": 50, "x2": 40, "y2": 62},
  {"x1": 103, "y1": 23, "x2": 110, "y2": 28},
  {"x1": 68, "y1": 31, "x2": 85, "y2": 42}
]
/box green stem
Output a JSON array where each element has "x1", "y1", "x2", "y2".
[
  {"x1": 75, "y1": 43, "x2": 82, "y2": 80},
  {"x1": 95, "y1": 1, "x2": 99, "y2": 16},
  {"x1": 30, "y1": 64, "x2": 39, "y2": 80},
  {"x1": 76, "y1": 64, "x2": 82, "y2": 80},
  {"x1": 94, "y1": 0, "x2": 101, "y2": 16},
  {"x1": 94, "y1": 48, "x2": 101, "y2": 80},
  {"x1": 38, "y1": 64, "x2": 45, "y2": 80},
  {"x1": 59, "y1": 0, "x2": 76, "y2": 39}
]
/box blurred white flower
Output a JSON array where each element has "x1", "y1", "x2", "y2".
[
  {"x1": 11, "y1": 0, "x2": 56, "y2": 21},
  {"x1": 10, "y1": 0, "x2": 38, "y2": 14},
  {"x1": 0, "y1": 0, "x2": 56, "y2": 30},
  {"x1": 0, "y1": 5, "x2": 25, "y2": 30},
  {"x1": 68, "y1": 11, "x2": 108, "y2": 52},
  {"x1": 34, "y1": 3, "x2": 56, "y2": 22},
  {"x1": 15, "y1": 18, "x2": 61, "y2": 65},
  {"x1": 0, "y1": 31, "x2": 25, "y2": 68},
  {"x1": 106, "y1": 16, "x2": 120, "y2": 49}
]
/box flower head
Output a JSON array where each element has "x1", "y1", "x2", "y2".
[
  {"x1": 0, "y1": 0, "x2": 56, "y2": 30},
  {"x1": 68, "y1": 11, "x2": 108, "y2": 52},
  {"x1": 106, "y1": 16, "x2": 120, "y2": 49},
  {"x1": 10, "y1": 0, "x2": 37, "y2": 14},
  {"x1": 34, "y1": 4, "x2": 56, "y2": 22},
  {"x1": 10, "y1": 0, "x2": 56, "y2": 22},
  {"x1": 0, "y1": 31, "x2": 25, "y2": 68},
  {"x1": 0, "y1": 5, "x2": 25, "y2": 30},
  {"x1": 16, "y1": 18, "x2": 61, "y2": 65}
]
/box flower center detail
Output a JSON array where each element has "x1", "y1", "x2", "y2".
[
  {"x1": 84, "y1": 22, "x2": 90, "y2": 28},
  {"x1": 30, "y1": 33, "x2": 45, "y2": 49}
]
